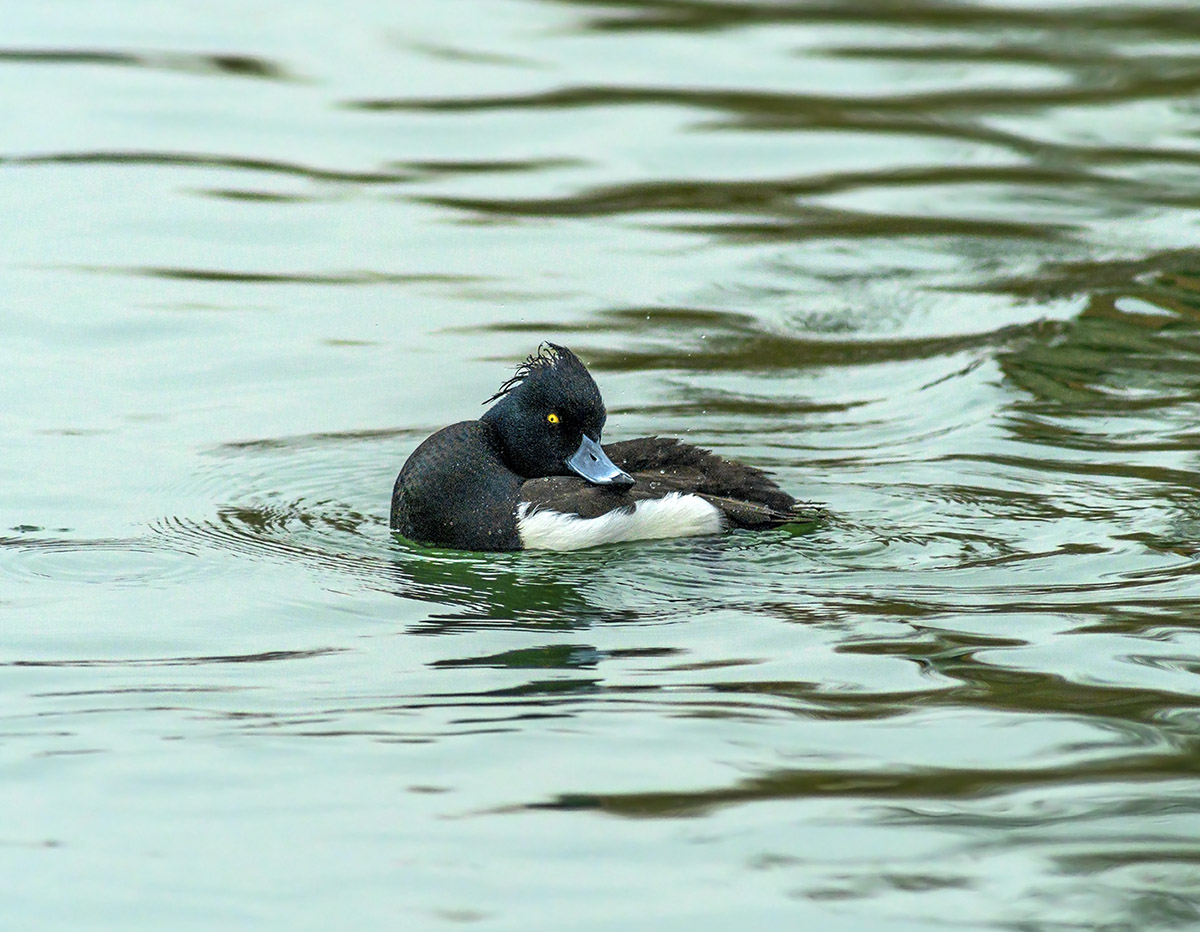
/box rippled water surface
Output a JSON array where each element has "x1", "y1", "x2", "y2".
[{"x1": 6, "y1": 2, "x2": 1200, "y2": 929}]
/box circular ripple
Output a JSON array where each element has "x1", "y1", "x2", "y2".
[
  {"x1": 0, "y1": 537, "x2": 199, "y2": 587},
  {"x1": 148, "y1": 426, "x2": 411, "y2": 584}
]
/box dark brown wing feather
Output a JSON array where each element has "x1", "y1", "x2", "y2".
[{"x1": 521, "y1": 436, "x2": 821, "y2": 530}]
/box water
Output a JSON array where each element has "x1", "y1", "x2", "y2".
[{"x1": 4, "y1": 1, "x2": 1200, "y2": 928}]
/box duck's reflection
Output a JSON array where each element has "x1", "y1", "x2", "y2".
[{"x1": 385, "y1": 535, "x2": 646, "y2": 635}]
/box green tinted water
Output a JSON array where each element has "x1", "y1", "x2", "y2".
[{"x1": 4, "y1": 2, "x2": 1200, "y2": 929}]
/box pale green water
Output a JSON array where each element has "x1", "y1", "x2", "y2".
[{"x1": 4, "y1": 2, "x2": 1200, "y2": 929}]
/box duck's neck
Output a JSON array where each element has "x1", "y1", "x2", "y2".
[{"x1": 480, "y1": 399, "x2": 540, "y2": 478}]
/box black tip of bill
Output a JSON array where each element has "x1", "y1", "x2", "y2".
[{"x1": 566, "y1": 434, "x2": 635, "y2": 489}]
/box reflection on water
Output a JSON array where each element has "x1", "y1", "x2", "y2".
[{"x1": 5, "y1": 0, "x2": 1200, "y2": 929}]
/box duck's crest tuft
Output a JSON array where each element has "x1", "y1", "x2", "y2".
[{"x1": 484, "y1": 342, "x2": 587, "y2": 404}]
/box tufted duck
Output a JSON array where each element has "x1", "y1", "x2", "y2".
[{"x1": 390, "y1": 344, "x2": 816, "y2": 551}]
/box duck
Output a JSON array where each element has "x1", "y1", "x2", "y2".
[{"x1": 390, "y1": 343, "x2": 816, "y2": 552}]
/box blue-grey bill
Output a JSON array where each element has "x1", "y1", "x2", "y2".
[{"x1": 566, "y1": 435, "x2": 635, "y2": 487}]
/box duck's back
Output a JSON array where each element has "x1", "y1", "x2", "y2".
[
  {"x1": 390, "y1": 420, "x2": 522, "y2": 551},
  {"x1": 517, "y1": 437, "x2": 805, "y2": 550},
  {"x1": 608, "y1": 437, "x2": 797, "y2": 525}
]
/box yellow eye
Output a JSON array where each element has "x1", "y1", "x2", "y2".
[{"x1": 546, "y1": 412, "x2": 560, "y2": 425}]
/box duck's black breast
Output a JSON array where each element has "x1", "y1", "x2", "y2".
[
  {"x1": 519, "y1": 436, "x2": 801, "y2": 529},
  {"x1": 390, "y1": 420, "x2": 523, "y2": 552}
]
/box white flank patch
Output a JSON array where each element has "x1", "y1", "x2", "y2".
[{"x1": 517, "y1": 493, "x2": 724, "y2": 552}]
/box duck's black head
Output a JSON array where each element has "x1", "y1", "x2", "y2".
[{"x1": 481, "y1": 343, "x2": 634, "y2": 488}]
